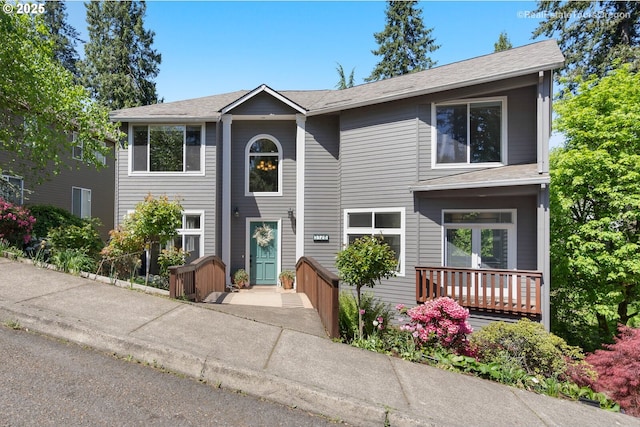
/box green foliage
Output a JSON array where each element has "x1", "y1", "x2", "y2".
[
  {"x1": 47, "y1": 219, "x2": 104, "y2": 259},
  {"x1": 532, "y1": 1, "x2": 640, "y2": 89},
  {"x1": 126, "y1": 194, "x2": 182, "y2": 246},
  {"x1": 366, "y1": 0, "x2": 439, "y2": 82},
  {"x1": 493, "y1": 31, "x2": 512, "y2": 52},
  {"x1": 550, "y1": 65, "x2": 640, "y2": 346},
  {"x1": 51, "y1": 248, "x2": 96, "y2": 275},
  {"x1": 335, "y1": 63, "x2": 355, "y2": 89},
  {"x1": 336, "y1": 235, "x2": 397, "y2": 338},
  {"x1": 79, "y1": 0, "x2": 161, "y2": 110},
  {"x1": 157, "y1": 247, "x2": 187, "y2": 278},
  {"x1": 471, "y1": 319, "x2": 584, "y2": 378},
  {"x1": 43, "y1": 0, "x2": 80, "y2": 76},
  {"x1": 0, "y1": 5, "x2": 122, "y2": 181},
  {"x1": 28, "y1": 205, "x2": 83, "y2": 239},
  {"x1": 339, "y1": 291, "x2": 393, "y2": 343},
  {"x1": 233, "y1": 269, "x2": 249, "y2": 288}
]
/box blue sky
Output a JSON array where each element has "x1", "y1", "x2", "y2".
[{"x1": 65, "y1": 1, "x2": 548, "y2": 103}]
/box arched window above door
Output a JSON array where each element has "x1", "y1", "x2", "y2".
[{"x1": 245, "y1": 135, "x2": 282, "y2": 196}]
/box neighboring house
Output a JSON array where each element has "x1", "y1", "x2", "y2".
[
  {"x1": 0, "y1": 134, "x2": 116, "y2": 240},
  {"x1": 110, "y1": 40, "x2": 563, "y2": 329}
]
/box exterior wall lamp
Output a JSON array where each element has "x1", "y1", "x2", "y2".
[
  {"x1": 234, "y1": 207, "x2": 239, "y2": 218},
  {"x1": 287, "y1": 208, "x2": 294, "y2": 219}
]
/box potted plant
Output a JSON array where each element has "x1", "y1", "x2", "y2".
[
  {"x1": 279, "y1": 270, "x2": 295, "y2": 290},
  {"x1": 233, "y1": 269, "x2": 249, "y2": 289}
]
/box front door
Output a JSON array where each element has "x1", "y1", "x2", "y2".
[{"x1": 249, "y1": 221, "x2": 278, "y2": 285}]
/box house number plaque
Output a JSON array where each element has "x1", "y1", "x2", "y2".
[{"x1": 313, "y1": 234, "x2": 330, "y2": 242}]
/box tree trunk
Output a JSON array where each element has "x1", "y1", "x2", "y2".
[
  {"x1": 356, "y1": 285, "x2": 363, "y2": 339},
  {"x1": 596, "y1": 313, "x2": 611, "y2": 343}
]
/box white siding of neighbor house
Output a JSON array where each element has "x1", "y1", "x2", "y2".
[
  {"x1": 116, "y1": 122, "x2": 218, "y2": 256},
  {"x1": 303, "y1": 115, "x2": 341, "y2": 269}
]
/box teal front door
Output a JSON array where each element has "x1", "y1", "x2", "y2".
[{"x1": 250, "y1": 221, "x2": 278, "y2": 285}]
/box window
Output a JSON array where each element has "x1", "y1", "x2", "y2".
[
  {"x1": 443, "y1": 210, "x2": 516, "y2": 270},
  {"x1": 344, "y1": 208, "x2": 405, "y2": 275},
  {"x1": 72, "y1": 133, "x2": 107, "y2": 165},
  {"x1": 172, "y1": 211, "x2": 204, "y2": 264},
  {"x1": 131, "y1": 125, "x2": 202, "y2": 173},
  {"x1": 245, "y1": 135, "x2": 282, "y2": 195},
  {"x1": 72, "y1": 187, "x2": 91, "y2": 219},
  {"x1": 433, "y1": 98, "x2": 506, "y2": 166},
  {"x1": 1, "y1": 175, "x2": 24, "y2": 205}
]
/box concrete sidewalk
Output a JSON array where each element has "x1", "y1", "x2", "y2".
[{"x1": 0, "y1": 257, "x2": 638, "y2": 427}]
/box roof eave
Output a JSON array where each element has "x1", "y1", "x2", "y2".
[
  {"x1": 109, "y1": 115, "x2": 220, "y2": 123},
  {"x1": 409, "y1": 176, "x2": 550, "y2": 193},
  {"x1": 308, "y1": 61, "x2": 564, "y2": 116}
]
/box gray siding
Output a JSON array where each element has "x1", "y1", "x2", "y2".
[
  {"x1": 0, "y1": 144, "x2": 116, "y2": 240},
  {"x1": 116, "y1": 122, "x2": 218, "y2": 255},
  {"x1": 230, "y1": 92, "x2": 299, "y2": 116},
  {"x1": 339, "y1": 99, "x2": 418, "y2": 305},
  {"x1": 303, "y1": 115, "x2": 340, "y2": 268},
  {"x1": 417, "y1": 77, "x2": 539, "y2": 182},
  {"x1": 229, "y1": 120, "x2": 297, "y2": 275}
]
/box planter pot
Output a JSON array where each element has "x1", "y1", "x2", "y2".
[{"x1": 281, "y1": 278, "x2": 293, "y2": 290}]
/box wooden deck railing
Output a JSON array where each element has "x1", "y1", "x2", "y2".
[
  {"x1": 415, "y1": 266, "x2": 542, "y2": 316},
  {"x1": 169, "y1": 255, "x2": 226, "y2": 302},
  {"x1": 296, "y1": 256, "x2": 340, "y2": 339}
]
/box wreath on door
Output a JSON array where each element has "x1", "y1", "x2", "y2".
[{"x1": 253, "y1": 223, "x2": 274, "y2": 247}]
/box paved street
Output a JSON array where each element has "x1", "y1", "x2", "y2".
[{"x1": 0, "y1": 325, "x2": 343, "y2": 426}]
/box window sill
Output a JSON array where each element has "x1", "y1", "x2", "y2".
[
  {"x1": 431, "y1": 162, "x2": 505, "y2": 170},
  {"x1": 128, "y1": 171, "x2": 206, "y2": 177}
]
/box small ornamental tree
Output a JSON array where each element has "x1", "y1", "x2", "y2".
[
  {"x1": 583, "y1": 325, "x2": 640, "y2": 416},
  {"x1": 0, "y1": 198, "x2": 36, "y2": 246},
  {"x1": 336, "y1": 235, "x2": 397, "y2": 338}
]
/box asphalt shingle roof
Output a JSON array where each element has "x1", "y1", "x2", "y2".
[{"x1": 110, "y1": 40, "x2": 564, "y2": 121}]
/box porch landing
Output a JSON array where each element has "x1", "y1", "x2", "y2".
[{"x1": 202, "y1": 286, "x2": 313, "y2": 309}]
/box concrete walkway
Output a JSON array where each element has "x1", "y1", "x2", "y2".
[{"x1": 0, "y1": 257, "x2": 638, "y2": 427}]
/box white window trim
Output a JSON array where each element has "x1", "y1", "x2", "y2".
[
  {"x1": 431, "y1": 96, "x2": 508, "y2": 169},
  {"x1": 343, "y1": 207, "x2": 406, "y2": 277},
  {"x1": 245, "y1": 217, "x2": 282, "y2": 285},
  {"x1": 128, "y1": 123, "x2": 205, "y2": 176},
  {"x1": 72, "y1": 186, "x2": 91, "y2": 219},
  {"x1": 176, "y1": 210, "x2": 205, "y2": 260},
  {"x1": 244, "y1": 134, "x2": 283, "y2": 197},
  {"x1": 73, "y1": 132, "x2": 107, "y2": 166},
  {"x1": 441, "y1": 209, "x2": 517, "y2": 270}
]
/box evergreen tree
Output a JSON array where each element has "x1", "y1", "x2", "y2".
[
  {"x1": 43, "y1": 0, "x2": 81, "y2": 77},
  {"x1": 79, "y1": 0, "x2": 161, "y2": 110},
  {"x1": 493, "y1": 31, "x2": 512, "y2": 52},
  {"x1": 335, "y1": 63, "x2": 355, "y2": 89},
  {"x1": 532, "y1": 1, "x2": 640, "y2": 89},
  {"x1": 365, "y1": 1, "x2": 439, "y2": 82}
]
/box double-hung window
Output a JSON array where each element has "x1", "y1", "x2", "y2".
[
  {"x1": 433, "y1": 97, "x2": 507, "y2": 167},
  {"x1": 1, "y1": 175, "x2": 24, "y2": 205},
  {"x1": 344, "y1": 208, "x2": 405, "y2": 275},
  {"x1": 73, "y1": 133, "x2": 107, "y2": 166},
  {"x1": 172, "y1": 211, "x2": 204, "y2": 264},
  {"x1": 72, "y1": 187, "x2": 91, "y2": 219},
  {"x1": 131, "y1": 125, "x2": 203, "y2": 173}
]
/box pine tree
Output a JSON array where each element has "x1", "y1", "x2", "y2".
[
  {"x1": 335, "y1": 63, "x2": 355, "y2": 89},
  {"x1": 43, "y1": 0, "x2": 81, "y2": 77},
  {"x1": 493, "y1": 31, "x2": 512, "y2": 52},
  {"x1": 365, "y1": 1, "x2": 439, "y2": 82},
  {"x1": 532, "y1": 1, "x2": 640, "y2": 88},
  {"x1": 79, "y1": 0, "x2": 161, "y2": 110}
]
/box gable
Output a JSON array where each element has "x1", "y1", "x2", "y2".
[{"x1": 226, "y1": 91, "x2": 300, "y2": 116}]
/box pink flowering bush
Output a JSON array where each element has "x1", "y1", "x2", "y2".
[
  {"x1": 0, "y1": 198, "x2": 36, "y2": 246},
  {"x1": 398, "y1": 297, "x2": 473, "y2": 354}
]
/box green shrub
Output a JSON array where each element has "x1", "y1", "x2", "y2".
[
  {"x1": 28, "y1": 205, "x2": 83, "y2": 239},
  {"x1": 470, "y1": 318, "x2": 584, "y2": 378},
  {"x1": 157, "y1": 247, "x2": 187, "y2": 278},
  {"x1": 51, "y1": 249, "x2": 97, "y2": 275},
  {"x1": 339, "y1": 291, "x2": 393, "y2": 343},
  {"x1": 47, "y1": 219, "x2": 104, "y2": 258}
]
